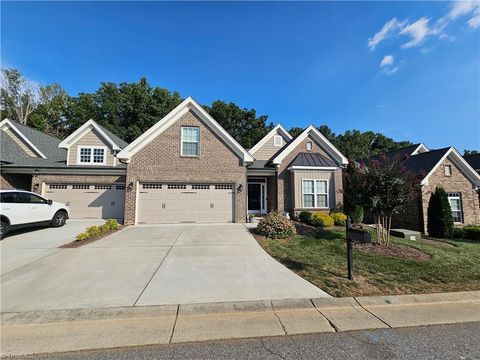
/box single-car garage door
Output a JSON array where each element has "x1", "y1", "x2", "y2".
[
  {"x1": 45, "y1": 183, "x2": 125, "y2": 220},
  {"x1": 137, "y1": 183, "x2": 234, "y2": 224}
]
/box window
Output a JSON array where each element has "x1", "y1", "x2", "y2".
[
  {"x1": 274, "y1": 135, "x2": 283, "y2": 147},
  {"x1": 302, "y1": 179, "x2": 328, "y2": 208},
  {"x1": 192, "y1": 184, "x2": 210, "y2": 189},
  {"x1": 94, "y1": 185, "x2": 111, "y2": 190},
  {"x1": 72, "y1": 185, "x2": 90, "y2": 190},
  {"x1": 19, "y1": 192, "x2": 47, "y2": 204},
  {"x1": 181, "y1": 127, "x2": 199, "y2": 156},
  {"x1": 306, "y1": 141, "x2": 313, "y2": 151},
  {"x1": 447, "y1": 192, "x2": 463, "y2": 223},
  {"x1": 0, "y1": 192, "x2": 22, "y2": 203},
  {"x1": 78, "y1": 146, "x2": 106, "y2": 165},
  {"x1": 445, "y1": 165, "x2": 452, "y2": 177},
  {"x1": 49, "y1": 184, "x2": 67, "y2": 190},
  {"x1": 168, "y1": 184, "x2": 187, "y2": 189}
]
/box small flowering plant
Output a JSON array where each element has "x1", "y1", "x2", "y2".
[{"x1": 257, "y1": 212, "x2": 296, "y2": 239}]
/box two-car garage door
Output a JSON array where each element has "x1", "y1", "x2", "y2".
[
  {"x1": 137, "y1": 183, "x2": 234, "y2": 224},
  {"x1": 45, "y1": 183, "x2": 125, "y2": 220}
]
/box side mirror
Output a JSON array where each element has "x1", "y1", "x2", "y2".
[{"x1": 47, "y1": 199, "x2": 53, "y2": 205}]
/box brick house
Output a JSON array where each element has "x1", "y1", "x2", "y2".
[
  {"x1": 366, "y1": 144, "x2": 480, "y2": 234},
  {"x1": 1, "y1": 97, "x2": 348, "y2": 224}
]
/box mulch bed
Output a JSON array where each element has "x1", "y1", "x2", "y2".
[
  {"x1": 354, "y1": 242, "x2": 431, "y2": 261},
  {"x1": 293, "y1": 222, "x2": 317, "y2": 235},
  {"x1": 59, "y1": 226, "x2": 123, "y2": 248}
]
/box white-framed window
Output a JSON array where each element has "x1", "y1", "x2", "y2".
[
  {"x1": 444, "y1": 165, "x2": 452, "y2": 177},
  {"x1": 302, "y1": 179, "x2": 328, "y2": 208},
  {"x1": 274, "y1": 135, "x2": 283, "y2": 147},
  {"x1": 181, "y1": 127, "x2": 200, "y2": 156},
  {"x1": 447, "y1": 192, "x2": 463, "y2": 223},
  {"x1": 306, "y1": 141, "x2": 313, "y2": 151},
  {"x1": 77, "y1": 146, "x2": 106, "y2": 165}
]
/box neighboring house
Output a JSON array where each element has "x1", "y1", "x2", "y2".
[
  {"x1": 464, "y1": 153, "x2": 480, "y2": 174},
  {"x1": 365, "y1": 144, "x2": 480, "y2": 233},
  {"x1": 0, "y1": 118, "x2": 128, "y2": 220},
  {"x1": 1, "y1": 96, "x2": 348, "y2": 224}
]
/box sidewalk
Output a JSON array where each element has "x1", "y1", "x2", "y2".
[{"x1": 1, "y1": 291, "x2": 479, "y2": 356}]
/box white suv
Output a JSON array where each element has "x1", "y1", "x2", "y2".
[{"x1": 0, "y1": 190, "x2": 70, "y2": 238}]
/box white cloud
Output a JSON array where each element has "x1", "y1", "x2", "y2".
[
  {"x1": 368, "y1": 18, "x2": 407, "y2": 50},
  {"x1": 400, "y1": 17, "x2": 434, "y2": 48},
  {"x1": 383, "y1": 66, "x2": 399, "y2": 75},
  {"x1": 447, "y1": 1, "x2": 480, "y2": 21},
  {"x1": 380, "y1": 54, "x2": 394, "y2": 67}
]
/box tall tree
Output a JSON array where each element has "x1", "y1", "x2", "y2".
[
  {"x1": 464, "y1": 149, "x2": 479, "y2": 156},
  {"x1": 0, "y1": 68, "x2": 37, "y2": 124},
  {"x1": 288, "y1": 127, "x2": 303, "y2": 138},
  {"x1": 28, "y1": 84, "x2": 70, "y2": 137}
]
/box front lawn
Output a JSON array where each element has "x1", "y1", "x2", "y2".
[{"x1": 255, "y1": 227, "x2": 480, "y2": 297}]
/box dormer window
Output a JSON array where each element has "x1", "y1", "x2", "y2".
[
  {"x1": 78, "y1": 146, "x2": 106, "y2": 165},
  {"x1": 306, "y1": 141, "x2": 313, "y2": 151},
  {"x1": 274, "y1": 135, "x2": 283, "y2": 147},
  {"x1": 181, "y1": 127, "x2": 200, "y2": 157}
]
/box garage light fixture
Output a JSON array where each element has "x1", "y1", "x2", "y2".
[
  {"x1": 237, "y1": 184, "x2": 243, "y2": 193},
  {"x1": 127, "y1": 182, "x2": 134, "y2": 192}
]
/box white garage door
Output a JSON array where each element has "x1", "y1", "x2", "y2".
[
  {"x1": 137, "y1": 183, "x2": 234, "y2": 224},
  {"x1": 45, "y1": 183, "x2": 125, "y2": 220}
]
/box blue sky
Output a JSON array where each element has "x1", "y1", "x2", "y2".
[{"x1": 2, "y1": 1, "x2": 479, "y2": 151}]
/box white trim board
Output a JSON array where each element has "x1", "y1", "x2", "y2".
[
  {"x1": 59, "y1": 119, "x2": 122, "y2": 151},
  {"x1": 411, "y1": 143, "x2": 430, "y2": 155},
  {"x1": 421, "y1": 147, "x2": 480, "y2": 187},
  {"x1": 272, "y1": 125, "x2": 348, "y2": 166},
  {"x1": 248, "y1": 124, "x2": 293, "y2": 156},
  {"x1": 116, "y1": 97, "x2": 254, "y2": 163},
  {"x1": 76, "y1": 145, "x2": 108, "y2": 166},
  {"x1": 0, "y1": 119, "x2": 47, "y2": 159}
]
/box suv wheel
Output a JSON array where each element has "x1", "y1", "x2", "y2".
[
  {"x1": 51, "y1": 211, "x2": 67, "y2": 228},
  {"x1": 0, "y1": 219, "x2": 9, "y2": 239}
]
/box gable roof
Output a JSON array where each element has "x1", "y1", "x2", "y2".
[
  {"x1": 59, "y1": 119, "x2": 128, "y2": 151},
  {"x1": 365, "y1": 145, "x2": 480, "y2": 187},
  {"x1": 248, "y1": 124, "x2": 292, "y2": 156},
  {"x1": 271, "y1": 125, "x2": 348, "y2": 166},
  {"x1": 116, "y1": 97, "x2": 254, "y2": 163},
  {"x1": 288, "y1": 152, "x2": 337, "y2": 168},
  {"x1": 0, "y1": 119, "x2": 48, "y2": 159},
  {"x1": 464, "y1": 153, "x2": 480, "y2": 171}
]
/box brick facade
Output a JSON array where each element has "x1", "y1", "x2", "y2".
[
  {"x1": 421, "y1": 158, "x2": 480, "y2": 233},
  {"x1": 276, "y1": 135, "x2": 342, "y2": 214},
  {"x1": 124, "y1": 110, "x2": 247, "y2": 225},
  {"x1": 32, "y1": 174, "x2": 126, "y2": 195}
]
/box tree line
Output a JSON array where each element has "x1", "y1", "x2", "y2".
[{"x1": 1, "y1": 68, "x2": 432, "y2": 160}]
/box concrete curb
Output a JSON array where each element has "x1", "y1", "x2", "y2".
[{"x1": 1, "y1": 291, "x2": 479, "y2": 356}]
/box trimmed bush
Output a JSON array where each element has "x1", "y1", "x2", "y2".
[
  {"x1": 75, "y1": 219, "x2": 119, "y2": 242},
  {"x1": 309, "y1": 213, "x2": 334, "y2": 228},
  {"x1": 427, "y1": 187, "x2": 454, "y2": 238},
  {"x1": 349, "y1": 205, "x2": 364, "y2": 224},
  {"x1": 330, "y1": 212, "x2": 347, "y2": 226},
  {"x1": 298, "y1": 211, "x2": 312, "y2": 223},
  {"x1": 463, "y1": 225, "x2": 480, "y2": 240},
  {"x1": 452, "y1": 227, "x2": 464, "y2": 239},
  {"x1": 257, "y1": 212, "x2": 296, "y2": 239}
]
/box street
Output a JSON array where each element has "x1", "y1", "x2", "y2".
[{"x1": 6, "y1": 322, "x2": 479, "y2": 360}]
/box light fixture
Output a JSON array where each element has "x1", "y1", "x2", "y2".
[
  {"x1": 127, "y1": 182, "x2": 134, "y2": 192},
  {"x1": 237, "y1": 184, "x2": 243, "y2": 193}
]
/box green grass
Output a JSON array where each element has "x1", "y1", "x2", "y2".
[{"x1": 256, "y1": 228, "x2": 480, "y2": 297}]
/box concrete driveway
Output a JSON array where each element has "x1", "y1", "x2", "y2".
[
  {"x1": 1, "y1": 220, "x2": 104, "y2": 276},
  {"x1": 1, "y1": 224, "x2": 329, "y2": 313}
]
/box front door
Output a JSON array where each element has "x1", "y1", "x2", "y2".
[{"x1": 248, "y1": 182, "x2": 266, "y2": 214}]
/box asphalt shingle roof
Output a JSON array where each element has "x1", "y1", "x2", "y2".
[
  {"x1": 464, "y1": 153, "x2": 480, "y2": 171},
  {"x1": 289, "y1": 152, "x2": 337, "y2": 167},
  {"x1": 101, "y1": 127, "x2": 129, "y2": 149}
]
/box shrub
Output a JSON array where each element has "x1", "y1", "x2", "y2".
[
  {"x1": 463, "y1": 225, "x2": 480, "y2": 240},
  {"x1": 298, "y1": 211, "x2": 312, "y2": 223},
  {"x1": 427, "y1": 187, "x2": 454, "y2": 238},
  {"x1": 105, "y1": 218, "x2": 119, "y2": 231},
  {"x1": 75, "y1": 232, "x2": 89, "y2": 242},
  {"x1": 330, "y1": 212, "x2": 347, "y2": 226},
  {"x1": 309, "y1": 213, "x2": 334, "y2": 228},
  {"x1": 452, "y1": 227, "x2": 464, "y2": 239},
  {"x1": 349, "y1": 205, "x2": 364, "y2": 224},
  {"x1": 257, "y1": 212, "x2": 296, "y2": 239},
  {"x1": 86, "y1": 225, "x2": 101, "y2": 238}
]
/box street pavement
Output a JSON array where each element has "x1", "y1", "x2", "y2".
[{"x1": 5, "y1": 322, "x2": 479, "y2": 360}]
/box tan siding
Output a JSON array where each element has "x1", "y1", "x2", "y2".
[
  {"x1": 277, "y1": 135, "x2": 340, "y2": 213},
  {"x1": 69, "y1": 129, "x2": 116, "y2": 166},
  {"x1": 124, "y1": 110, "x2": 247, "y2": 225},
  {"x1": 251, "y1": 132, "x2": 289, "y2": 160},
  {"x1": 291, "y1": 170, "x2": 335, "y2": 209},
  {"x1": 3, "y1": 128, "x2": 37, "y2": 157}
]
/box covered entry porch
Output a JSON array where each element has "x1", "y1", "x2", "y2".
[{"x1": 247, "y1": 175, "x2": 277, "y2": 215}]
